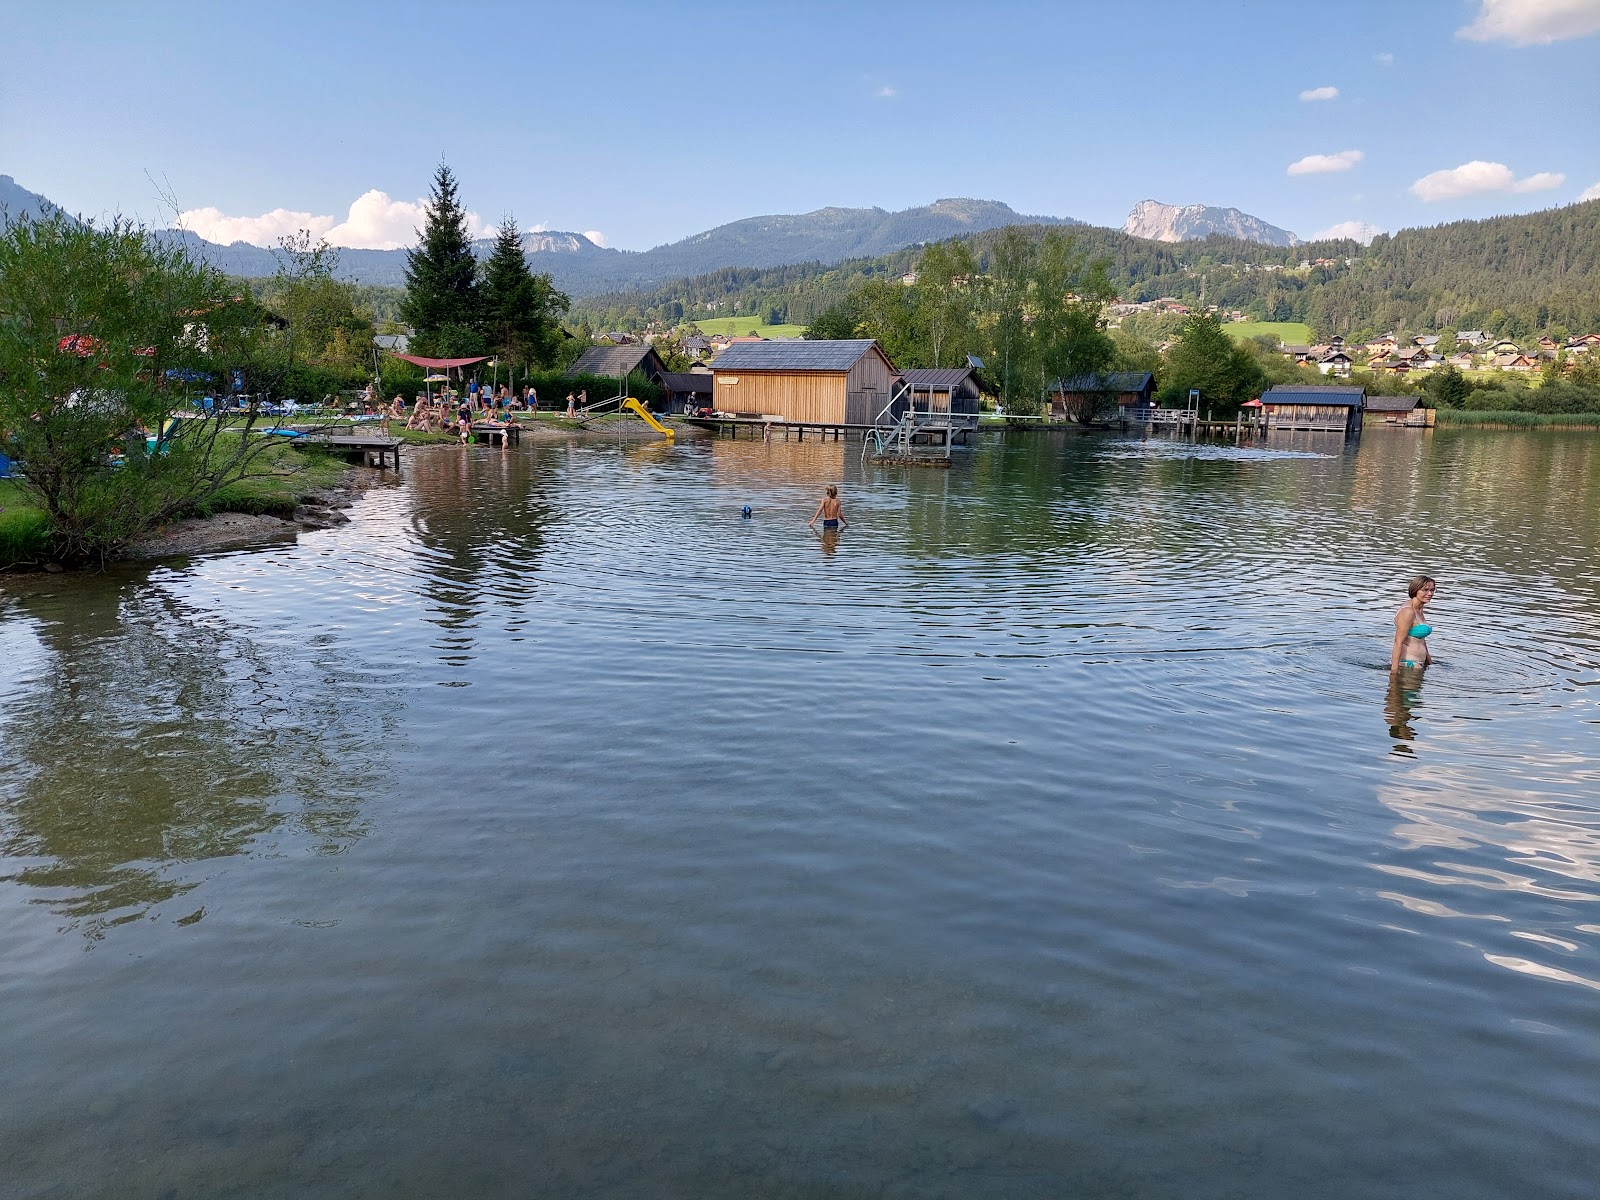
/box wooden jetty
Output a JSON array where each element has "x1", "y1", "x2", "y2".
[
  {"x1": 289, "y1": 425, "x2": 404, "y2": 470},
  {"x1": 470, "y1": 422, "x2": 521, "y2": 446}
]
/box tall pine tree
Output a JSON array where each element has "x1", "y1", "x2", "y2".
[
  {"x1": 401, "y1": 162, "x2": 481, "y2": 354},
  {"x1": 479, "y1": 214, "x2": 571, "y2": 368}
]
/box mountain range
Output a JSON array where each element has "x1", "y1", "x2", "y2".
[
  {"x1": 5, "y1": 173, "x2": 1308, "y2": 293},
  {"x1": 1123, "y1": 200, "x2": 1299, "y2": 247}
]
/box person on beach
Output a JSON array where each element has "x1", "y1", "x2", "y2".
[
  {"x1": 1391, "y1": 575, "x2": 1436, "y2": 672},
  {"x1": 527, "y1": 385, "x2": 538, "y2": 415},
  {"x1": 566, "y1": 392, "x2": 576, "y2": 417},
  {"x1": 406, "y1": 396, "x2": 431, "y2": 432},
  {"x1": 808, "y1": 485, "x2": 846, "y2": 532}
]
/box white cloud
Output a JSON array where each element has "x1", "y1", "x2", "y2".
[
  {"x1": 1287, "y1": 150, "x2": 1364, "y2": 176},
  {"x1": 875, "y1": 85, "x2": 898, "y2": 98},
  {"x1": 1374, "y1": 52, "x2": 1395, "y2": 64},
  {"x1": 583, "y1": 230, "x2": 607, "y2": 248},
  {"x1": 1457, "y1": 0, "x2": 1600, "y2": 45},
  {"x1": 177, "y1": 205, "x2": 333, "y2": 246},
  {"x1": 1409, "y1": 160, "x2": 1565, "y2": 201},
  {"x1": 176, "y1": 189, "x2": 487, "y2": 250},
  {"x1": 1510, "y1": 171, "x2": 1566, "y2": 193},
  {"x1": 1312, "y1": 221, "x2": 1384, "y2": 245},
  {"x1": 1580, "y1": 181, "x2": 1600, "y2": 202},
  {"x1": 1298, "y1": 85, "x2": 1339, "y2": 102}
]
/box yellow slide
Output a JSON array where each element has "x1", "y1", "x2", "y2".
[{"x1": 621, "y1": 397, "x2": 675, "y2": 438}]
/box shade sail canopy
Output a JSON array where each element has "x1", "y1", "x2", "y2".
[{"x1": 388, "y1": 353, "x2": 492, "y2": 369}]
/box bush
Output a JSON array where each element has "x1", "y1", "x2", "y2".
[{"x1": 520, "y1": 369, "x2": 663, "y2": 410}]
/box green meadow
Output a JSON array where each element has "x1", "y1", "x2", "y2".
[
  {"x1": 1222, "y1": 321, "x2": 1314, "y2": 345},
  {"x1": 684, "y1": 316, "x2": 809, "y2": 339}
]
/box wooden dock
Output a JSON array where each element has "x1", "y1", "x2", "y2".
[
  {"x1": 470, "y1": 422, "x2": 521, "y2": 446},
  {"x1": 294, "y1": 429, "x2": 403, "y2": 470},
  {"x1": 683, "y1": 416, "x2": 978, "y2": 445}
]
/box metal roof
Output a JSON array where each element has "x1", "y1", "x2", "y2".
[
  {"x1": 900, "y1": 367, "x2": 976, "y2": 389},
  {"x1": 567, "y1": 344, "x2": 663, "y2": 378},
  {"x1": 659, "y1": 372, "x2": 713, "y2": 393},
  {"x1": 1052, "y1": 372, "x2": 1155, "y2": 394},
  {"x1": 709, "y1": 339, "x2": 882, "y2": 372},
  {"x1": 1364, "y1": 395, "x2": 1419, "y2": 413},
  {"x1": 1263, "y1": 384, "x2": 1366, "y2": 407}
]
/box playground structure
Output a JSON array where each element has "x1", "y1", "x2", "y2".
[{"x1": 621, "y1": 397, "x2": 674, "y2": 438}]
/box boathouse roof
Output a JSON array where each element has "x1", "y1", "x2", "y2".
[
  {"x1": 1262, "y1": 384, "x2": 1366, "y2": 407},
  {"x1": 1051, "y1": 372, "x2": 1156, "y2": 395},
  {"x1": 710, "y1": 339, "x2": 883, "y2": 372},
  {"x1": 567, "y1": 344, "x2": 668, "y2": 379}
]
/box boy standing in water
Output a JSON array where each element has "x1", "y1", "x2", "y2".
[
  {"x1": 808, "y1": 485, "x2": 846, "y2": 532},
  {"x1": 1391, "y1": 575, "x2": 1436, "y2": 671}
]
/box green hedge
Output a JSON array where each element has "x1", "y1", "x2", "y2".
[{"x1": 520, "y1": 369, "x2": 663, "y2": 410}]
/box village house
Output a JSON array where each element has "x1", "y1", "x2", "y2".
[
  {"x1": 1317, "y1": 351, "x2": 1354, "y2": 377},
  {"x1": 708, "y1": 339, "x2": 897, "y2": 425},
  {"x1": 1456, "y1": 330, "x2": 1489, "y2": 347}
]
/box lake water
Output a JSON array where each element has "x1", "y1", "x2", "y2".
[{"x1": 3, "y1": 428, "x2": 1598, "y2": 1199}]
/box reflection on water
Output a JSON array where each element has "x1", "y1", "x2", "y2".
[
  {"x1": 2, "y1": 429, "x2": 1599, "y2": 1198},
  {"x1": 0, "y1": 571, "x2": 375, "y2": 939}
]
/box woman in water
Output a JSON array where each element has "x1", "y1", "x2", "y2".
[{"x1": 1391, "y1": 575, "x2": 1436, "y2": 671}]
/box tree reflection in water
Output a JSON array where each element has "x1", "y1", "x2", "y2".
[{"x1": 0, "y1": 572, "x2": 373, "y2": 941}]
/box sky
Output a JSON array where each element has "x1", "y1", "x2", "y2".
[{"x1": 3, "y1": 0, "x2": 1598, "y2": 251}]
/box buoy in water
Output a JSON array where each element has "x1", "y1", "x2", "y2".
[{"x1": 740, "y1": 505, "x2": 752, "y2": 519}]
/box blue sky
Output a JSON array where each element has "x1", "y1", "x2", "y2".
[{"x1": 3, "y1": 0, "x2": 1597, "y2": 250}]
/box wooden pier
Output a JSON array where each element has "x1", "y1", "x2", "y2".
[
  {"x1": 292, "y1": 427, "x2": 404, "y2": 470},
  {"x1": 470, "y1": 422, "x2": 521, "y2": 446}
]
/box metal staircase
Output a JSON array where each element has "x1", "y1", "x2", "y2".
[{"x1": 863, "y1": 381, "x2": 957, "y2": 465}]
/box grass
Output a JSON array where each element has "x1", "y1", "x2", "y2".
[
  {"x1": 0, "y1": 479, "x2": 52, "y2": 567},
  {"x1": 1434, "y1": 409, "x2": 1600, "y2": 428},
  {"x1": 683, "y1": 316, "x2": 809, "y2": 339},
  {"x1": 1, "y1": 438, "x2": 358, "y2": 568},
  {"x1": 1223, "y1": 321, "x2": 1314, "y2": 345}
]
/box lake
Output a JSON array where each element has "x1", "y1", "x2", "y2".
[{"x1": 2, "y1": 428, "x2": 1598, "y2": 1199}]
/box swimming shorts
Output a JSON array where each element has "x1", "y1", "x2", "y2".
[{"x1": 822, "y1": 519, "x2": 839, "y2": 529}]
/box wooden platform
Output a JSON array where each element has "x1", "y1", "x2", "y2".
[
  {"x1": 470, "y1": 422, "x2": 521, "y2": 446},
  {"x1": 297, "y1": 432, "x2": 403, "y2": 470}
]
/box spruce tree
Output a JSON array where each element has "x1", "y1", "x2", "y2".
[
  {"x1": 479, "y1": 213, "x2": 571, "y2": 367},
  {"x1": 401, "y1": 162, "x2": 479, "y2": 351}
]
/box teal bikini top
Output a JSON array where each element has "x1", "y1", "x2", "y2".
[{"x1": 1409, "y1": 623, "x2": 1432, "y2": 639}]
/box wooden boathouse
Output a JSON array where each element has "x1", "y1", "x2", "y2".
[
  {"x1": 708, "y1": 339, "x2": 897, "y2": 426},
  {"x1": 1262, "y1": 384, "x2": 1366, "y2": 436}
]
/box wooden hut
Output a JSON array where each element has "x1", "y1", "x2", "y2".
[
  {"x1": 897, "y1": 367, "x2": 983, "y2": 419},
  {"x1": 659, "y1": 371, "x2": 714, "y2": 415},
  {"x1": 1365, "y1": 394, "x2": 1434, "y2": 427},
  {"x1": 1261, "y1": 384, "x2": 1365, "y2": 436},
  {"x1": 708, "y1": 339, "x2": 897, "y2": 425},
  {"x1": 1049, "y1": 372, "x2": 1155, "y2": 422},
  {"x1": 567, "y1": 344, "x2": 669, "y2": 387}
]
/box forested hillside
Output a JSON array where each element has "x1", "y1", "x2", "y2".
[{"x1": 573, "y1": 201, "x2": 1600, "y2": 342}]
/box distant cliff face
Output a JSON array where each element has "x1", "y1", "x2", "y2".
[
  {"x1": 1123, "y1": 200, "x2": 1299, "y2": 247},
  {"x1": 0, "y1": 174, "x2": 68, "y2": 224}
]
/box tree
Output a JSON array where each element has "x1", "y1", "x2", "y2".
[
  {"x1": 0, "y1": 215, "x2": 286, "y2": 562},
  {"x1": 985, "y1": 227, "x2": 1034, "y2": 411},
  {"x1": 804, "y1": 302, "x2": 859, "y2": 340},
  {"x1": 1425, "y1": 365, "x2": 1470, "y2": 408},
  {"x1": 265, "y1": 231, "x2": 373, "y2": 375},
  {"x1": 849, "y1": 279, "x2": 919, "y2": 366},
  {"x1": 1028, "y1": 231, "x2": 1116, "y2": 416},
  {"x1": 478, "y1": 213, "x2": 571, "y2": 368},
  {"x1": 1159, "y1": 314, "x2": 1265, "y2": 414},
  {"x1": 401, "y1": 162, "x2": 479, "y2": 351},
  {"x1": 914, "y1": 239, "x2": 979, "y2": 368}
]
